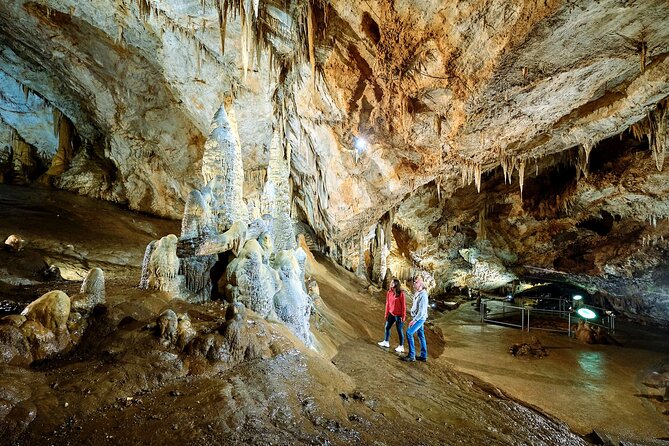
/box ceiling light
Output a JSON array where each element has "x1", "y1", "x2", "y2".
[{"x1": 354, "y1": 136, "x2": 367, "y2": 154}]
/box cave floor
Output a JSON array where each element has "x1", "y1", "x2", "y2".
[
  {"x1": 0, "y1": 184, "x2": 668, "y2": 445},
  {"x1": 433, "y1": 303, "x2": 669, "y2": 442},
  {"x1": 311, "y1": 256, "x2": 669, "y2": 445}
]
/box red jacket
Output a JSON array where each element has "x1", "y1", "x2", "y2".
[{"x1": 385, "y1": 289, "x2": 406, "y2": 320}]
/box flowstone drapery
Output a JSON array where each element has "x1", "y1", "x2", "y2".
[
  {"x1": 140, "y1": 105, "x2": 315, "y2": 346},
  {"x1": 273, "y1": 250, "x2": 312, "y2": 346},
  {"x1": 224, "y1": 239, "x2": 280, "y2": 319}
]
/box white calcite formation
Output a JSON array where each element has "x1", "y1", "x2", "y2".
[
  {"x1": 71, "y1": 267, "x2": 106, "y2": 313},
  {"x1": 140, "y1": 102, "x2": 315, "y2": 344},
  {"x1": 273, "y1": 250, "x2": 313, "y2": 346},
  {"x1": 265, "y1": 132, "x2": 296, "y2": 252},
  {"x1": 225, "y1": 239, "x2": 280, "y2": 320},
  {"x1": 204, "y1": 105, "x2": 249, "y2": 231},
  {"x1": 145, "y1": 234, "x2": 182, "y2": 293}
]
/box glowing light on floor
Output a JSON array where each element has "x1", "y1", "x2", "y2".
[{"x1": 577, "y1": 308, "x2": 596, "y2": 319}]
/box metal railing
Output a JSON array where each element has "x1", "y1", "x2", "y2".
[
  {"x1": 480, "y1": 298, "x2": 615, "y2": 336},
  {"x1": 480, "y1": 299, "x2": 526, "y2": 330}
]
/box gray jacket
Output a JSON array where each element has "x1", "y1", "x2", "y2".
[{"x1": 411, "y1": 289, "x2": 429, "y2": 321}]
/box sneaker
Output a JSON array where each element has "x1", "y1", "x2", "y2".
[
  {"x1": 377, "y1": 340, "x2": 390, "y2": 348},
  {"x1": 400, "y1": 355, "x2": 415, "y2": 362},
  {"x1": 416, "y1": 356, "x2": 427, "y2": 362},
  {"x1": 394, "y1": 345, "x2": 405, "y2": 353}
]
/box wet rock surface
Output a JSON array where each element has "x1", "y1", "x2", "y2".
[{"x1": 509, "y1": 338, "x2": 549, "y2": 358}]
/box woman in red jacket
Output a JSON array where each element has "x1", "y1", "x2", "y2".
[{"x1": 377, "y1": 278, "x2": 407, "y2": 353}]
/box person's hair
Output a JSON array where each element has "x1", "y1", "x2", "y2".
[{"x1": 392, "y1": 278, "x2": 401, "y2": 297}]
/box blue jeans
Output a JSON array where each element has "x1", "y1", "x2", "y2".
[
  {"x1": 384, "y1": 314, "x2": 404, "y2": 345},
  {"x1": 406, "y1": 319, "x2": 427, "y2": 359}
]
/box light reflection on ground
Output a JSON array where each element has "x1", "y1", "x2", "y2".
[{"x1": 577, "y1": 351, "x2": 605, "y2": 379}]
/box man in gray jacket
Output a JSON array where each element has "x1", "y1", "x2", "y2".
[{"x1": 401, "y1": 275, "x2": 429, "y2": 362}]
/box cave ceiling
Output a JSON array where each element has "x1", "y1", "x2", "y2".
[{"x1": 1, "y1": 0, "x2": 669, "y2": 319}]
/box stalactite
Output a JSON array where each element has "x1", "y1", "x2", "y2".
[
  {"x1": 307, "y1": 0, "x2": 316, "y2": 86},
  {"x1": 518, "y1": 159, "x2": 526, "y2": 199},
  {"x1": 499, "y1": 153, "x2": 517, "y2": 184},
  {"x1": 240, "y1": 3, "x2": 251, "y2": 78},
  {"x1": 136, "y1": 0, "x2": 152, "y2": 21},
  {"x1": 648, "y1": 103, "x2": 668, "y2": 171},
  {"x1": 10, "y1": 129, "x2": 34, "y2": 185},
  {"x1": 474, "y1": 162, "x2": 482, "y2": 193},
  {"x1": 577, "y1": 143, "x2": 593, "y2": 178},
  {"x1": 215, "y1": 0, "x2": 228, "y2": 54},
  {"x1": 43, "y1": 109, "x2": 75, "y2": 178},
  {"x1": 501, "y1": 155, "x2": 510, "y2": 184}
]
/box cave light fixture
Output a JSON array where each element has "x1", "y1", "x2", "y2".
[
  {"x1": 577, "y1": 308, "x2": 597, "y2": 320},
  {"x1": 353, "y1": 136, "x2": 367, "y2": 163}
]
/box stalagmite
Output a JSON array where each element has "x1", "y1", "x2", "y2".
[
  {"x1": 225, "y1": 239, "x2": 279, "y2": 319},
  {"x1": 478, "y1": 208, "x2": 487, "y2": 240},
  {"x1": 72, "y1": 268, "x2": 106, "y2": 313},
  {"x1": 146, "y1": 235, "x2": 181, "y2": 292},
  {"x1": 43, "y1": 110, "x2": 75, "y2": 179},
  {"x1": 356, "y1": 232, "x2": 366, "y2": 278},
  {"x1": 203, "y1": 105, "x2": 249, "y2": 231},
  {"x1": 273, "y1": 250, "x2": 312, "y2": 346},
  {"x1": 265, "y1": 131, "x2": 296, "y2": 251},
  {"x1": 181, "y1": 190, "x2": 214, "y2": 239}
]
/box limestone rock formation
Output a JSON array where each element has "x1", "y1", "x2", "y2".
[
  {"x1": 4, "y1": 234, "x2": 25, "y2": 252},
  {"x1": 21, "y1": 290, "x2": 70, "y2": 333},
  {"x1": 71, "y1": 267, "x2": 106, "y2": 313},
  {"x1": 1, "y1": 0, "x2": 669, "y2": 324},
  {"x1": 144, "y1": 234, "x2": 182, "y2": 294},
  {"x1": 224, "y1": 238, "x2": 280, "y2": 319},
  {"x1": 273, "y1": 250, "x2": 313, "y2": 346}
]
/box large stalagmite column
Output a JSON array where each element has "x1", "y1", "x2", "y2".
[
  {"x1": 202, "y1": 104, "x2": 249, "y2": 232},
  {"x1": 264, "y1": 132, "x2": 296, "y2": 251}
]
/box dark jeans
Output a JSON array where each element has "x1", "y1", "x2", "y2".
[{"x1": 384, "y1": 314, "x2": 404, "y2": 345}]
